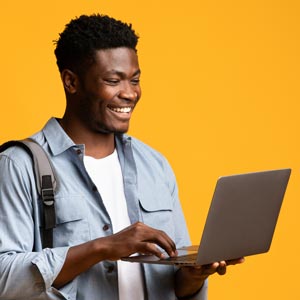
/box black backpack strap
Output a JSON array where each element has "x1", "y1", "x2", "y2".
[{"x1": 0, "y1": 139, "x2": 57, "y2": 248}]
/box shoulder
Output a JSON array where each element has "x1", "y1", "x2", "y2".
[
  {"x1": 0, "y1": 143, "x2": 33, "y2": 165},
  {"x1": 0, "y1": 125, "x2": 45, "y2": 173},
  {"x1": 130, "y1": 136, "x2": 167, "y2": 161},
  {"x1": 0, "y1": 145, "x2": 35, "y2": 185},
  {"x1": 127, "y1": 136, "x2": 177, "y2": 183},
  {"x1": 130, "y1": 136, "x2": 170, "y2": 167},
  {"x1": 0, "y1": 145, "x2": 37, "y2": 199}
]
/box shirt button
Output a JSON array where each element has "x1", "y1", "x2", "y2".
[
  {"x1": 103, "y1": 224, "x2": 110, "y2": 231},
  {"x1": 107, "y1": 265, "x2": 114, "y2": 273},
  {"x1": 76, "y1": 149, "x2": 82, "y2": 155},
  {"x1": 92, "y1": 185, "x2": 97, "y2": 192}
]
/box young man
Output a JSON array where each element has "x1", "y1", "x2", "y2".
[{"x1": 0, "y1": 14, "x2": 243, "y2": 300}]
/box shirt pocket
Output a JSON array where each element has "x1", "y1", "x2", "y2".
[
  {"x1": 52, "y1": 195, "x2": 91, "y2": 247},
  {"x1": 138, "y1": 183, "x2": 175, "y2": 239}
]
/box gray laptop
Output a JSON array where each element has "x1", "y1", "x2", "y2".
[{"x1": 122, "y1": 169, "x2": 291, "y2": 266}]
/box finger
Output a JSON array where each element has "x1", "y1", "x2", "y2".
[
  {"x1": 141, "y1": 242, "x2": 165, "y2": 258},
  {"x1": 201, "y1": 262, "x2": 220, "y2": 275},
  {"x1": 226, "y1": 257, "x2": 245, "y2": 265},
  {"x1": 123, "y1": 222, "x2": 177, "y2": 257},
  {"x1": 180, "y1": 262, "x2": 223, "y2": 280},
  {"x1": 132, "y1": 222, "x2": 176, "y2": 253},
  {"x1": 216, "y1": 261, "x2": 227, "y2": 275},
  {"x1": 145, "y1": 229, "x2": 177, "y2": 257}
]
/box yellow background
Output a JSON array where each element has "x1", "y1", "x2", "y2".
[{"x1": 0, "y1": 0, "x2": 299, "y2": 299}]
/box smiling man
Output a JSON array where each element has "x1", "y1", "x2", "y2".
[{"x1": 0, "y1": 14, "x2": 242, "y2": 300}]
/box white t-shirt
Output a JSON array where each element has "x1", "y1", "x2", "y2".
[{"x1": 84, "y1": 150, "x2": 144, "y2": 300}]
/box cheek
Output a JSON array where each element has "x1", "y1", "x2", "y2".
[
  {"x1": 135, "y1": 87, "x2": 142, "y2": 101},
  {"x1": 98, "y1": 84, "x2": 117, "y2": 97},
  {"x1": 92, "y1": 102, "x2": 108, "y2": 119},
  {"x1": 78, "y1": 97, "x2": 104, "y2": 121},
  {"x1": 138, "y1": 88, "x2": 142, "y2": 99},
  {"x1": 90, "y1": 90, "x2": 112, "y2": 109}
]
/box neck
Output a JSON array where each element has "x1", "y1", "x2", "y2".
[{"x1": 59, "y1": 118, "x2": 115, "y2": 159}]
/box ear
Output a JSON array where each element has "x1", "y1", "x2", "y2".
[{"x1": 61, "y1": 69, "x2": 80, "y2": 94}]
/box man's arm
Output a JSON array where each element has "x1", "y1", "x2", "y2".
[
  {"x1": 0, "y1": 152, "x2": 72, "y2": 299},
  {"x1": 0, "y1": 147, "x2": 177, "y2": 298},
  {"x1": 53, "y1": 221, "x2": 177, "y2": 288}
]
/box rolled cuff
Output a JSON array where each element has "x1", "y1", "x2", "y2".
[{"x1": 32, "y1": 247, "x2": 78, "y2": 300}]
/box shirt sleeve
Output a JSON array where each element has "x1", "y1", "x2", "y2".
[{"x1": 0, "y1": 151, "x2": 76, "y2": 300}]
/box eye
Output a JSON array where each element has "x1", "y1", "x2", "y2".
[
  {"x1": 105, "y1": 79, "x2": 120, "y2": 85},
  {"x1": 131, "y1": 78, "x2": 140, "y2": 85}
]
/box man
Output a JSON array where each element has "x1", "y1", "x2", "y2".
[{"x1": 0, "y1": 14, "x2": 243, "y2": 300}]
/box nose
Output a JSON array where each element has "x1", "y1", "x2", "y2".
[{"x1": 119, "y1": 82, "x2": 139, "y2": 102}]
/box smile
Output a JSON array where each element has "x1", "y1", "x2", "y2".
[{"x1": 108, "y1": 106, "x2": 132, "y2": 113}]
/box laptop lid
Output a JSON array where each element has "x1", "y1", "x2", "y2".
[
  {"x1": 122, "y1": 169, "x2": 291, "y2": 266},
  {"x1": 196, "y1": 168, "x2": 291, "y2": 265}
]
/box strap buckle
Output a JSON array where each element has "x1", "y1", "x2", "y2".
[{"x1": 41, "y1": 188, "x2": 55, "y2": 206}]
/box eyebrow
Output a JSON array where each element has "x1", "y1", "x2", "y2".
[{"x1": 107, "y1": 69, "x2": 141, "y2": 77}]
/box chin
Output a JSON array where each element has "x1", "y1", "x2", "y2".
[
  {"x1": 114, "y1": 128, "x2": 129, "y2": 134},
  {"x1": 98, "y1": 126, "x2": 129, "y2": 135},
  {"x1": 110, "y1": 123, "x2": 130, "y2": 134}
]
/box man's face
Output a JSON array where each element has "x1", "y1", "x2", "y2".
[{"x1": 75, "y1": 47, "x2": 141, "y2": 135}]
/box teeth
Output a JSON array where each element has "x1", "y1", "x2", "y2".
[{"x1": 110, "y1": 107, "x2": 131, "y2": 113}]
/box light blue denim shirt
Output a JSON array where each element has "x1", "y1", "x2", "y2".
[{"x1": 0, "y1": 118, "x2": 207, "y2": 300}]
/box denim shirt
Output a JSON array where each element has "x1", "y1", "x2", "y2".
[{"x1": 0, "y1": 118, "x2": 207, "y2": 300}]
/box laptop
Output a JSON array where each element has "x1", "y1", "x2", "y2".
[{"x1": 122, "y1": 168, "x2": 291, "y2": 266}]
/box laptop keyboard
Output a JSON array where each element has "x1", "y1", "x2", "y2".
[{"x1": 165, "y1": 253, "x2": 198, "y2": 263}]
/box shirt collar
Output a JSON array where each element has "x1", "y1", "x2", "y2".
[
  {"x1": 42, "y1": 117, "x2": 132, "y2": 156},
  {"x1": 42, "y1": 118, "x2": 77, "y2": 156}
]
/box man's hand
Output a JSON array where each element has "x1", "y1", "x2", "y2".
[
  {"x1": 100, "y1": 221, "x2": 177, "y2": 260},
  {"x1": 175, "y1": 258, "x2": 245, "y2": 299},
  {"x1": 54, "y1": 222, "x2": 177, "y2": 288}
]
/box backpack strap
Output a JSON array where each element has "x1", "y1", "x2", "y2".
[{"x1": 0, "y1": 138, "x2": 57, "y2": 248}]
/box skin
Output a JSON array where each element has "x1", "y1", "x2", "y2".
[
  {"x1": 54, "y1": 47, "x2": 244, "y2": 298},
  {"x1": 60, "y1": 47, "x2": 141, "y2": 158}
]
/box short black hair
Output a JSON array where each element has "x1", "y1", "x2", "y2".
[{"x1": 54, "y1": 14, "x2": 139, "y2": 74}]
